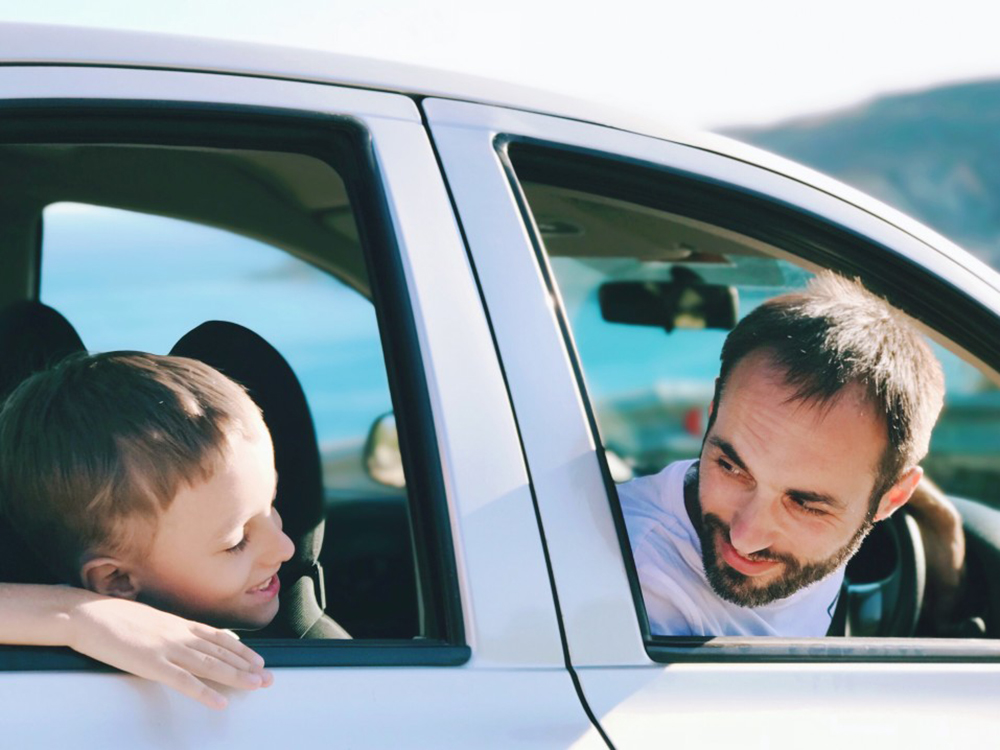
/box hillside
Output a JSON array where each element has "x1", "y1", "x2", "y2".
[{"x1": 726, "y1": 80, "x2": 1000, "y2": 268}]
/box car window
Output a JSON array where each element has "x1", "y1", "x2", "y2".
[
  {"x1": 40, "y1": 198, "x2": 415, "y2": 638},
  {"x1": 1, "y1": 121, "x2": 459, "y2": 662},
  {"x1": 506, "y1": 143, "x2": 1000, "y2": 643}
]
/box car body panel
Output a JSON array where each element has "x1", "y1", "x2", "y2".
[
  {"x1": 580, "y1": 662, "x2": 1000, "y2": 748},
  {"x1": 1, "y1": 23, "x2": 999, "y2": 748},
  {"x1": 0, "y1": 64, "x2": 598, "y2": 745},
  {"x1": 5, "y1": 668, "x2": 605, "y2": 748},
  {"x1": 423, "y1": 96, "x2": 1000, "y2": 747}
]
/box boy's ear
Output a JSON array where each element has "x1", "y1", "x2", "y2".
[
  {"x1": 873, "y1": 466, "x2": 924, "y2": 523},
  {"x1": 79, "y1": 557, "x2": 141, "y2": 600}
]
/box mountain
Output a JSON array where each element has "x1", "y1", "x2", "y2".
[{"x1": 725, "y1": 80, "x2": 1000, "y2": 268}]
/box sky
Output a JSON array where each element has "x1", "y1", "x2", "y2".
[{"x1": 3, "y1": 1, "x2": 1000, "y2": 129}]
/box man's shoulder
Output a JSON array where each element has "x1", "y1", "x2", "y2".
[
  {"x1": 618, "y1": 460, "x2": 700, "y2": 574},
  {"x1": 618, "y1": 459, "x2": 694, "y2": 523}
]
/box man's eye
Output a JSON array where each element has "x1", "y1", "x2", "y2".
[
  {"x1": 789, "y1": 497, "x2": 826, "y2": 517},
  {"x1": 225, "y1": 534, "x2": 250, "y2": 554},
  {"x1": 717, "y1": 457, "x2": 741, "y2": 476}
]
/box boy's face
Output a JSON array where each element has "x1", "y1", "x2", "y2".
[{"x1": 125, "y1": 415, "x2": 295, "y2": 629}]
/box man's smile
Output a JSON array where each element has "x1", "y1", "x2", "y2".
[{"x1": 718, "y1": 535, "x2": 782, "y2": 577}]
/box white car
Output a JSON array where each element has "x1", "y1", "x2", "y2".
[{"x1": 1, "y1": 21, "x2": 1000, "y2": 749}]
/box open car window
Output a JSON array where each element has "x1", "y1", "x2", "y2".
[
  {"x1": 505, "y1": 141, "x2": 1000, "y2": 646},
  {"x1": 0, "y1": 112, "x2": 463, "y2": 667},
  {"x1": 41, "y1": 196, "x2": 413, "y2": 639}
]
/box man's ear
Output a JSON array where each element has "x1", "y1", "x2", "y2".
[
  {"x1": 709, "y1": 377, "x2": 719, "y2": 418},
  {"x1": 873, "y1": 466, "x2": 924, "y2": 522},
  {"x1": 79, "y1": 557, "x2": 141, "y2": 600}
]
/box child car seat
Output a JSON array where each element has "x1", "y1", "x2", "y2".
[
  {"x1": 171, "y1": 321, "x2": 349, "y2": 639},
  {"x1": 0, "y1": 300, "x2": 86, "y2": 584}
]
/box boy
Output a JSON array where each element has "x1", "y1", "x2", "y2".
[{"x1": 0, "y1": 351, "x2": 294, "y2": 708}]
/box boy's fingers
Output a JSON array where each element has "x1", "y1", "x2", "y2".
[
  {"x1": 176, "y1": 650, "x2": 265, "y2": 690},
  {"x1": 198, "y1": 626, "x2": 266, "y2": 670},
  {"x1": 164, "y1": 665, "x2": 228, "y2": 710},
  {"x1": 190, "y1": 637, "x2": 258, "y2": 674}
]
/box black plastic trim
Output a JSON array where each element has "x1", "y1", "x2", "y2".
[
  {"x1": 0, "y1": 641, "x2": 471, "y2": 672},
  {"x1": 648, "y1": 637, "x2": 1000, "y2": 663},
  {"x1": 31, "y1": 214, "x2": 43, "y2": 300},
  {"x1": 0, "y1": 100, "x2": 465, "y2": 664}
]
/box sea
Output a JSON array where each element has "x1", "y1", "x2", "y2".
[{"x1": 40, "y1": 203, "x2": 996, "y2": 463}]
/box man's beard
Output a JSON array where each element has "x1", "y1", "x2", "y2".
[{"x1": 697, "y1": 511, "x2": 873, "y2": 608}]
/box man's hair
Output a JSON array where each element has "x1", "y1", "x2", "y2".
[
  {"x1": 0, "y1": 352, "x2": 258, "y2": 583},
  {"x1": 716, "y1": 273, "x2": 945, "y2": 501}
]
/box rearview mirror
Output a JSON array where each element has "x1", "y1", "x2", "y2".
[{"x1": 598, "y1": 274, "x2": 738, "y2": 333}]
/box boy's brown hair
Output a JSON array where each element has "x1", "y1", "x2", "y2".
[{"x1": 0, "y1": 352, "x2": 257, "y2": 583}]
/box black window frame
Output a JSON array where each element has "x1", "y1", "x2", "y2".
[
  {"x1": 0, "y1": 100, "x2": 468, "y2": 670},
  {"x1": 501, "y1": 137, "x2": 1000, "y2": 664}
]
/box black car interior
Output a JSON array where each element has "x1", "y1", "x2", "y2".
[{"x1": 0, "y1": 300, "x2": 85, "y2": 587}]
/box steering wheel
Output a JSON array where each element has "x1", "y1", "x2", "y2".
[{"x1": 840, "y1": 510, "x2": 926, "y2": 637}]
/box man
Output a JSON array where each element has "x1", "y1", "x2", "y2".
[{"x1": 620, "y1": 273, "x2": 948, "y2": 636}]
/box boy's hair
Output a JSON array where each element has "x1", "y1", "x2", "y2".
[
  {"x1": 716, "y1": 273, "x2": 945, "y2": 502},
  {"x1": 0, "y1": 352, "x2": 258, "y2": 583}
]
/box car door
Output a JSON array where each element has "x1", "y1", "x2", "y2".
[
  {"x1": 424, "y1": 97, "x2": 1000, "y2": 747},
  {"x1": 0, "y1": 63, "x2": 607, "y2": 747}
]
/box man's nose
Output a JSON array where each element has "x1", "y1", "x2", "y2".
[{"x1": 728, "y1": 491, "x2": 779, "y2": 556}]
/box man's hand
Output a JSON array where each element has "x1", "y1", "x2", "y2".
[
  {"x1": 905, "y1": 475, "x2": 966, "y2": 632},
  {"x1": 66, "y1": 595, "x2": 272, "y2": 710}
]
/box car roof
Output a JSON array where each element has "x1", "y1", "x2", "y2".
[
  {"x1": 3, "y1": 21, "x2": 1000, "y2": 294},
  {"x1": 0, "y1": 22, "x2": 657, "y2": 136}
]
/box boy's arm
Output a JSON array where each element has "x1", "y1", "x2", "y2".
[{"x1": 0, "y1": 583, "x2": 272, "y2": 709}]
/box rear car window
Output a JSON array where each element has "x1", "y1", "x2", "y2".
[{"x1": 0, "y1": 114, "x2": 462, "y2": 667}]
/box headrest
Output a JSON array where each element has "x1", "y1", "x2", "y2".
[
  {"x1": 170, "y1": 321, "x2": 325, "y2": 576},
  {"x1": 0, "y1": 301, "x2": 85, "y2": 585},
  {"x1": 0, "y1": 301, "x2": 86, "y2": 402}
]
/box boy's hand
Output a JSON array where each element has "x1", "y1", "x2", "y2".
[{"x1": 66, "y1": 596, "x2": 273, "y2": 709}]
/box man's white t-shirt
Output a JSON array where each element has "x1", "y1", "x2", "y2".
[{"x1": 618, "y1": 459, "x2": 844, "y2": 637}]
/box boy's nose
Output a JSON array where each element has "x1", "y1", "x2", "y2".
[
  {"x1": 273, "y1": 527, "x2": 295, "y2": 564},
  {"x1": 728, "y1": 491, "x2": 778, "y2": 556},
  {"x1": 263, "y1": 508, "x2": 295, "y2": 564},
  {"x1": 262, "y1": 516, "x2": 295, "y2": 564}
]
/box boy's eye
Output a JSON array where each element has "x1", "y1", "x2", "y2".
[{"x1": 225, "y1": 534, "x2": 250, "y2": 554}]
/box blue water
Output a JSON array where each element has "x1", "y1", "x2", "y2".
[
  {"x1": 40, "y1": 204, "x2": 994, "y2": 451},
  {"x1": 41, "y1": 205, "x2": 392, "y2": 446}
]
